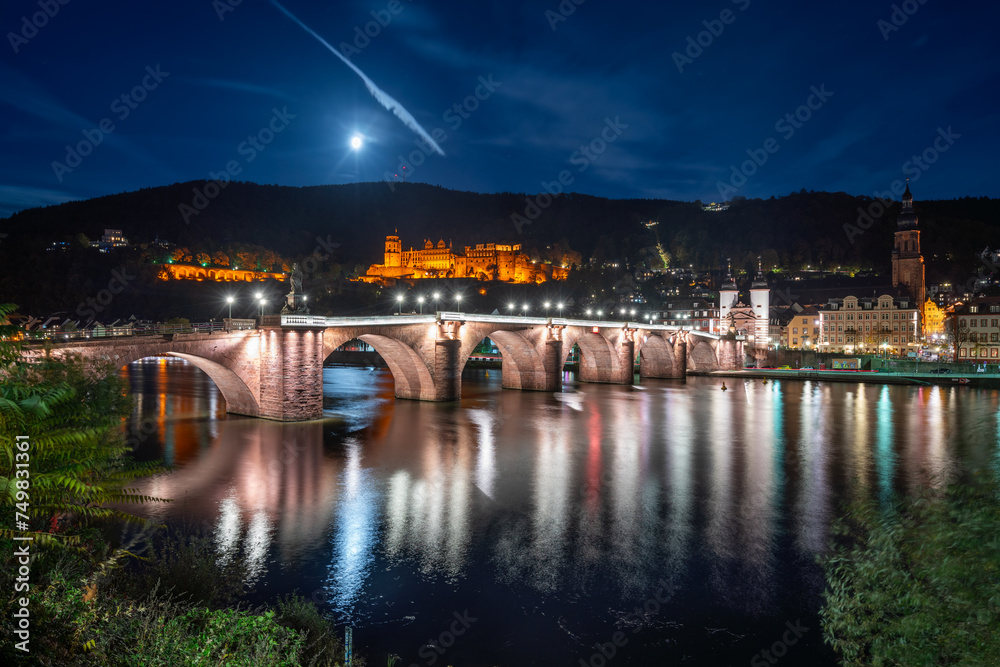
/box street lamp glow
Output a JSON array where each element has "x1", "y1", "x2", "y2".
[
  {"x1": 350, "y1": 134, "x2": 363, "y2": 150},
  {"x1": 396, "y1": 294, "x2": 404, "y2": 314},
  {"x1": 226, "y1": 296, "x2": 234, "y2": 318}
]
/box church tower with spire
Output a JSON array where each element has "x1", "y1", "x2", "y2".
[{"x1": 891, "y1": 181, "x2": 925, "y2": 330}]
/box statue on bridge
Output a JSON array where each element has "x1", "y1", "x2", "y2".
[{"x1": 282, "y1": 263, "x2": 310, "y2": 314}]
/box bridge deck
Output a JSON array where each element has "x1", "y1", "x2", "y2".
[{"x1": 273, "y1": 312, "x2": 721, "y2": 339}]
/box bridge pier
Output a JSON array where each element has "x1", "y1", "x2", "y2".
[
  {"x1": 716, "y1": 339, "x2": 744, "y2": 371},
  {"x1": 432, "y1": 338, "x2": 463, "y2": 401},
  {"x1": 258, "y1": 326, "x2": 326, "y2": 421},
  {"x1": 541, "y1": 338, "x2": 563, "y2": 391}
]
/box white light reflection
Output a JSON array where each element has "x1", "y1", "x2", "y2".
[
  {"x1": 325, "y1": 439, "x2": 379, "y2": 618},
  {"x1": 214, "y1": 490, "x2": 241, "y2": 565},
  {"x1": 794, "y1": 382, "x2": 830, "y2": 555},
  {"x1": 468, "y1": 409, "x2": 497, "y2": 499},
  {"x1": 530, "y1": 415, "x2": 571, "y2": 592},
  {"x1": 244, "y1": 510, "x2": 273, "y2": 583},
  {"x1": 663, "y1": 389, "x2": 694, "y2": 570}
]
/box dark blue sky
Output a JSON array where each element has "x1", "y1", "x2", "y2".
[{"x1": 2, "y1": 0, "x2": 998, "y2": 218}]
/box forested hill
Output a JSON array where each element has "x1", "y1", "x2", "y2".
[{"x1": 2, "y1": 180, "x2": 998, "y2": 277}]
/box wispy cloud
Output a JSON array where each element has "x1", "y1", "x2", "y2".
[
  {"x1": 177, "y1": 77, "x2": 294, "y2": 101},
  {"x1": 0, "y1": 184, "x2": 78, "y2": 219}
]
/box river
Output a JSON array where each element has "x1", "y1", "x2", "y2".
[{"x1": 121, "y1": 356, "x2": 1000, "y2": 665}]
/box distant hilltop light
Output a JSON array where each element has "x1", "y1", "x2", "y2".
[
  {"x1": 644, "y1": 220, "x2": 659, "y2": 228},
  {"x1": 703, "y1": 202, "x2": 730, "y2": 212}
]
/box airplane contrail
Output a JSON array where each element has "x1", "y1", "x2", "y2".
[{"x1": 270, "y1": 0, "x2": 445, "y2": 156}]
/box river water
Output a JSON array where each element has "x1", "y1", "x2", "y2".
[{"x1": 122, "y1": 357, "x2": 1000, "y2": 666}]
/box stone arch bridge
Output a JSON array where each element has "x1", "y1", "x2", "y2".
[{"x1": 26, "y1": 313, "x2": 740, "y2": 421}]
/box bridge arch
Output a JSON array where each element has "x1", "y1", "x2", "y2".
[
  {"x1": 323, "y1": 329, "x2": 439, "y2": 401},
  {"x1": 637, "y1": 333, "x2": 678, "y2": 378},
  {"x1": 463, "y1": 330, "x2": 547, "y2": 390},
  {"x1": 357, "y1": 334, "x2": 436, "y2": 400},
  {"x1": 687, "y1": 339, "x2": 720, "y2": 371},
  {"x1": 164, "y1": 353, "x2": 260, "y2": 415},
  {"x1": 560, "y1": 330, "x2": 631, "y2": 384},
  {"x1": 106, "y1": 351, "x2": 260, "y2": 417}
]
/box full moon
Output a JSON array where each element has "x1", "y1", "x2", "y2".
[{"x1": 350, "y1": 135, "x2": 363, "y2": 150}]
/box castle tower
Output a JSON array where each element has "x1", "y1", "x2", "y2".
[
  {"x1": 384, "y1": 234, "x2": 401, "y2": 268},
  {"x1": 891, "y1": 182, "x2": 925, "y2": 331},
  {"x1": 719, "y1": 258, "x2": 739, "y2": 330},
  {"x1": 749, "y1": 257, "x2": 770, "y2": 348}
]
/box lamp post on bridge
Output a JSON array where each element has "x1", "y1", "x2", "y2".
[
  {"x1": 226, "y1": 296, "x2": 234, "y2": 318},
  {"x1": 455, "y1": 293, "x2": 463, "y2": 314},
  {"x1": 418, "y1": 296, "x2": 424, "y2": 314},
  {"x1": 396, "y1": 294, "x2": 404, "y2": 315},
  {"x1": 258, "y1": 298, "x2": 266, "y2": 318}
]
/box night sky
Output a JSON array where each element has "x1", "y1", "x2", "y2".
[{"x1": 2, "y1": 0, "x2": 998, "y2": 218}]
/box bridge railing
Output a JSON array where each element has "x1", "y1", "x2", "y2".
[{"x1": 21, "y1": 321, "x2": 247, "y2": 342}]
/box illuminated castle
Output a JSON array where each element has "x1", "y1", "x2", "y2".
[{"x1": 358, "y1": 234, "x2": 570, "y2": 285}]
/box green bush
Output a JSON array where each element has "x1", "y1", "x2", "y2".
[{"x1": 820, "y1": 469, "x2": 1000, "y2": 665}]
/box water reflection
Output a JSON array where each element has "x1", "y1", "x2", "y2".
[{"x1": 124, "y1": 360, "x2": 1000, "y2": 664}]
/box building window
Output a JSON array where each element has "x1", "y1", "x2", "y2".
[
  {"x1": 961, "y1": 348, "x2": 967, "y2": 357},
  {"x1": 793, "y1": 328, "x2": 798, "y2": 334},
  {"x1": 983, "y1": 319, "x2": 989, "y2": 327},
  {"x1": 993, "y1": 348, "x2": 999, "y2": 358}
]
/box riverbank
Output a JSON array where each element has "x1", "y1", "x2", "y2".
[{"x1": 692, "y1": 368, "x2": 1000, "y2": 388}]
